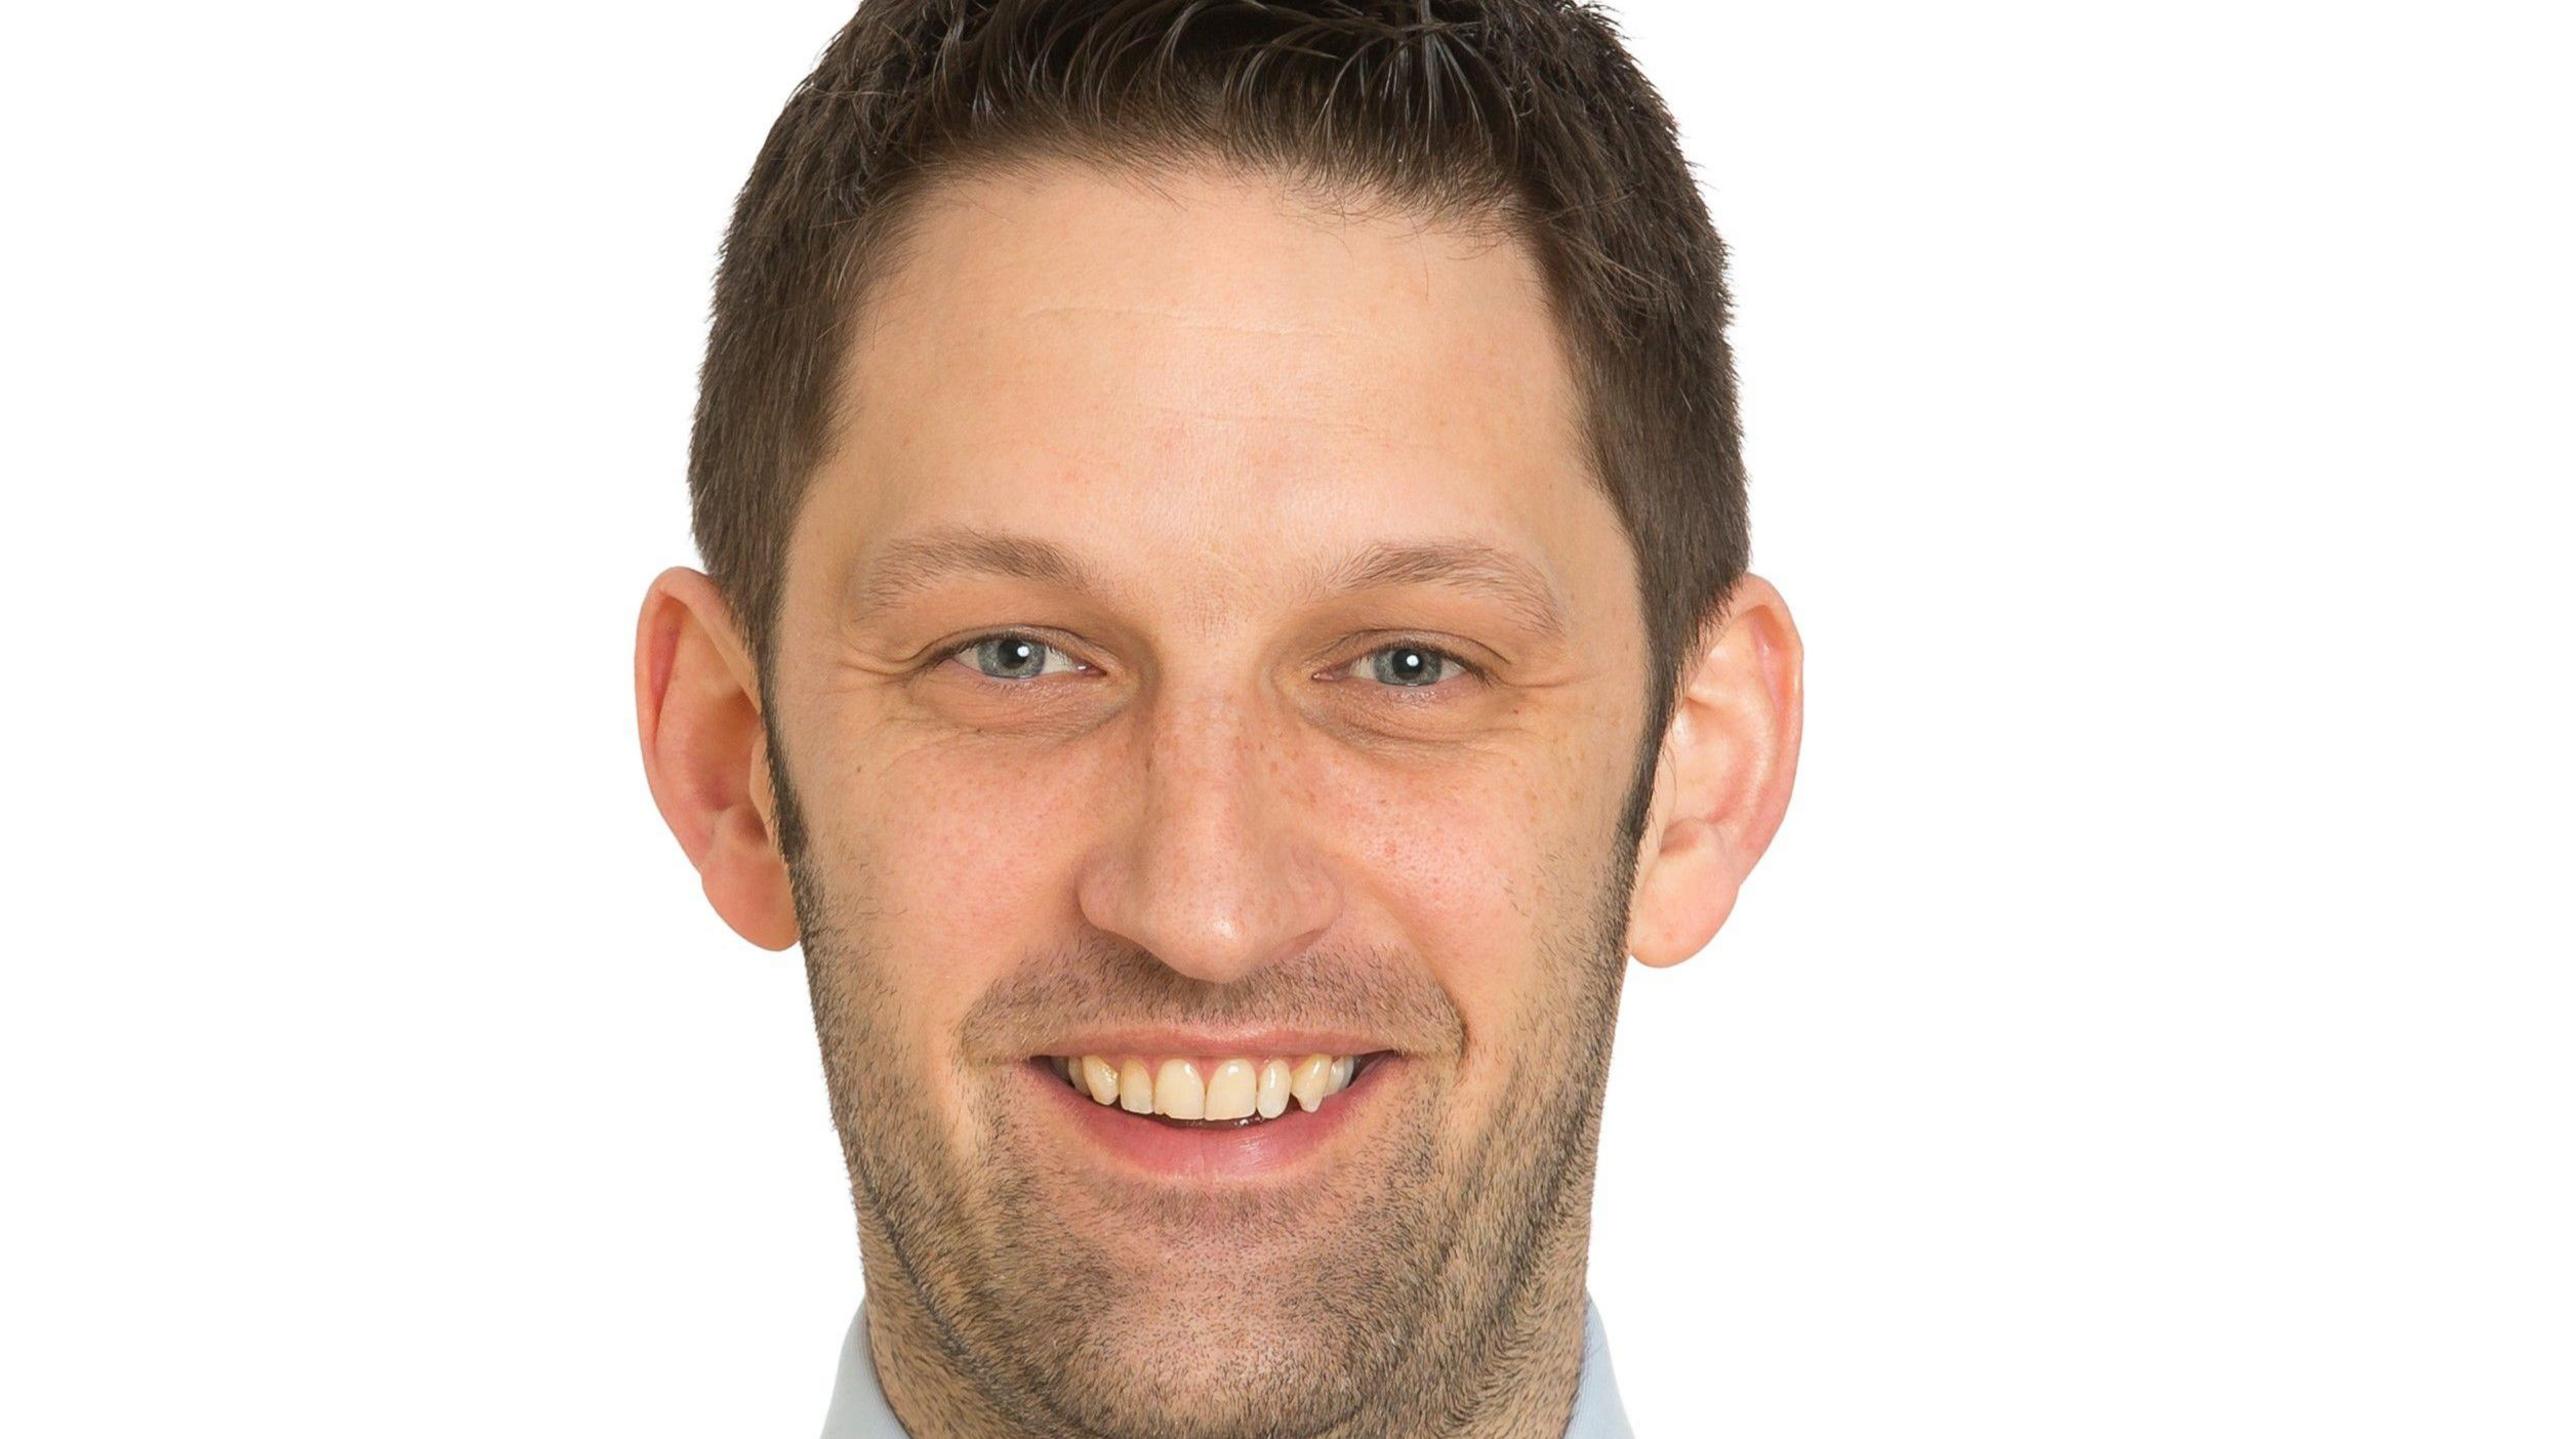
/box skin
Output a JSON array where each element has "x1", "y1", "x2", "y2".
[{"x1": 636, "y1": 158, "x2": 1803, "y2": 1438}]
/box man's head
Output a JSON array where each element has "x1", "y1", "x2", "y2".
[{"x1": 636, "y1": 3, "x2": 1802, "y2": 1434}]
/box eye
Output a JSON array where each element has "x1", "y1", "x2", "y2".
[
  {"x1": 1354, "y1": 639, "x2": 1479, "y2": 691},
  {"x1": 930, "y1": 631, "x2": 1089, "y2": 684},
  {"x1": 924, "y1": 632, "x2": 1483, "y2": 695}
]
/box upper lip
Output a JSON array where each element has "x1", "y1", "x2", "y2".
[{"x1": 1026, "y1": 1026, "x2": 1398, "y2": 1059}]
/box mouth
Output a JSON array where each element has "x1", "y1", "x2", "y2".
[
  {"x1": 1037, "y1": 1051, "x2": 1394, "y2": 1127},
  {"x1": 1020, "y1": 1047, "x2": 1403, "y2": 1181}
]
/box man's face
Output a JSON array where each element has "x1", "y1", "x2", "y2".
[{"x1": 764, "y1": 159, "x2": 1657, "y2": 1435}]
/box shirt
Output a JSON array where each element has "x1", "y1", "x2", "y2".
[{"x1": 821, "y1": 1290, "x2": 1635, "y2": 1437}]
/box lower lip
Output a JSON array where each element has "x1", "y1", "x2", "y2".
[{"x1": 1019, "y1": 1054, "x2": 1399, "y2": 1182}]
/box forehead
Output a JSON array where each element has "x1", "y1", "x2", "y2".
[{"x1": 800, "y1": 158, "x2": 1621, "y2": 622}]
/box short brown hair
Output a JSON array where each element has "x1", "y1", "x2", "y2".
[{"x1": 689, "y1": 0, "x2": 1747, "y2": 852}]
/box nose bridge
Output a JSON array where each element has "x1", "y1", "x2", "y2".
[{"x1": 1079, "y1": 668, "x2": 1337, "y2": 986}]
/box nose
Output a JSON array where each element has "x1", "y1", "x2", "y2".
[{"x1": 1074, "y1": 682, "x2": 1341, "y2": 986}]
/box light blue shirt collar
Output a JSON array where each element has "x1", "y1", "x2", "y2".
[{"x1": 821, "y1": 1290, "x2": 1634, "y2": 1437}]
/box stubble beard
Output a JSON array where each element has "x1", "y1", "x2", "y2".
[{"x1": 774, "y1": 754, "x2": 1645, "y2": 1437}]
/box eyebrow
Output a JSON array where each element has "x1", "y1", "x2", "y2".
[{"x1": 851, "y1": 523, "x2": 1570, "y2": 644}]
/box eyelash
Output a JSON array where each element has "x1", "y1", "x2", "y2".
[{"x1": 923, "y1": 631, "x2": 1482, "y2": 697}]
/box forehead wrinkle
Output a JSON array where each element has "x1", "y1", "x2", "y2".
[{"x1": 1013, "y1": 299, "x2": 1353, "y2": 341}]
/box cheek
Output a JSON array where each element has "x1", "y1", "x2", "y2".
[
  {"x1": 819, "y1": 719, "x2": 1607, "y2": 1076},
  {"x1": 868, "y1": 740, "x2": 1095, "y2": 904},
  {"x1": 1321, "y1": 751, "x2": 1581, "y2": 1075},
  {"x1": 804, "y1": 732, "x2": 1094, "y2": 1070}
]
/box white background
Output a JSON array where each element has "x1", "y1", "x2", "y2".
[{"x1": 4, "y1": 2, "x2": 2553, "y2": 1434}]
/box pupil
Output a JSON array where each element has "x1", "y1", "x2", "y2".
[
  {"x1": 991, "y1": 637, "x2": 1037, "y2": 676},
  {"x1": 1382, "y1": 646, "x2": 1437, "y2": 685}
]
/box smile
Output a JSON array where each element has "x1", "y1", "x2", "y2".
[
  {"x1": 1040, "y1": 1052, "x2": 1385, "y2": 1125},
  {"x1": 1020, "y1": 1045, "x2": 1403, "y2": 1182}
]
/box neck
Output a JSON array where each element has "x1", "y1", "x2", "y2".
[
  {"x1": 1407, "y1": 1200, "x2": 1596, "y2": 1439},
  {"x1": 1384, "y1": 1105, "x2": 1604, "y2": 1439},
  {"x1": 856, "y1": 1221, "x2": 1034, "y2": 1439}
]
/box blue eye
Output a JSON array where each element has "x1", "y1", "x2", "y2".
[
  {"x1": 937, "y1": 632, "x2": 1084, "y2": 683},
  {"x1": 926, "y1": 632, "x2": 1480, "y2": 692},
  {"x1": 1363, "y1": 641, "x2": 1470, "y2": 688}
]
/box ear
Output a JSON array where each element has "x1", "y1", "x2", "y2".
[
  {"x1": 633, "y1": 566, "x2": 800, "y2": 951},
  {"x1": 1624, "y1": 573, "x2": 1804, "y2": 969}
]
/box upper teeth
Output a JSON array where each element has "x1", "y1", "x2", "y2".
[{"x1": 1053, "y1": 1053, "x2": 1364, "y2": 1119}]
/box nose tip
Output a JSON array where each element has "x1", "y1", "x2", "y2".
[
  {"x1": 1074, "y1": 705, "x2": 1339, "y2": 987},
  {"x1": 1079, "y1": 822, "x2": 1337, "y2": 986}
]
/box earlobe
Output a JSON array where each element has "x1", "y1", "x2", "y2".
[
  {"x1": 633, "y1": 567, "x2": 801, "y2": 951},
  {"x1": 1623, "y1": 573, "x2": 1804, "y2": 970}
]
